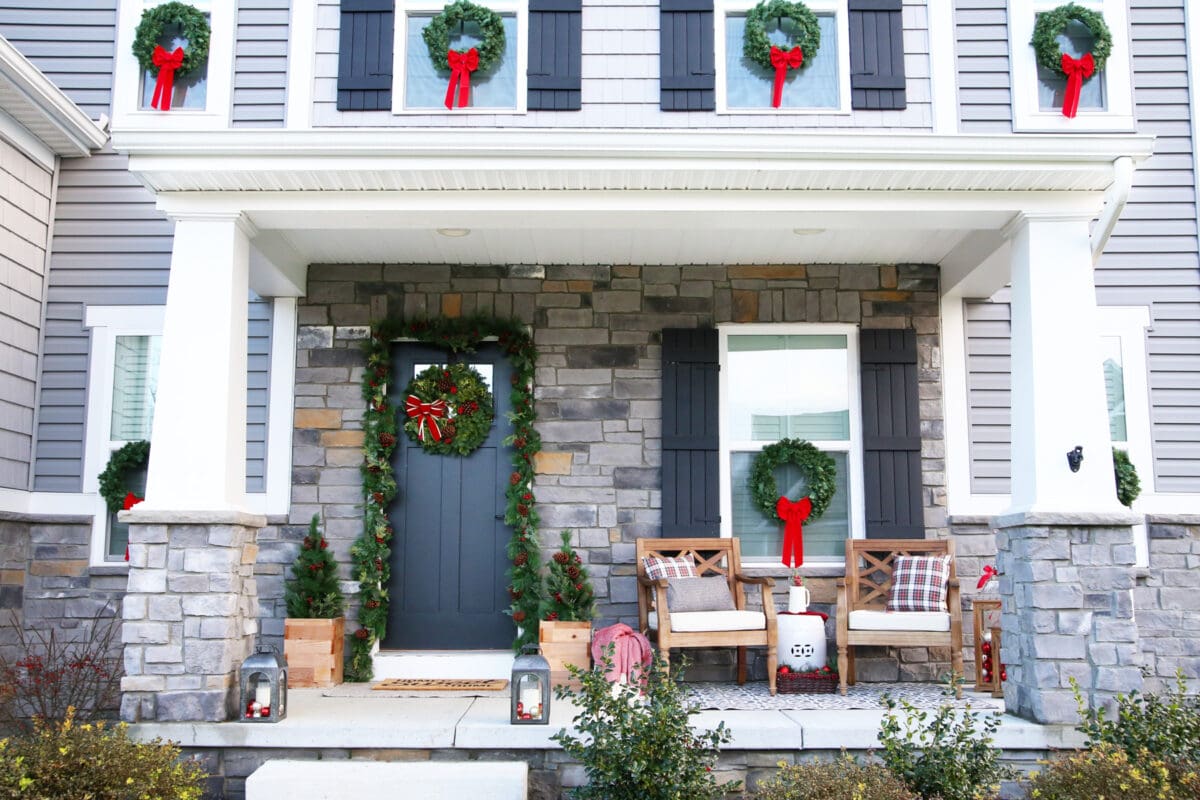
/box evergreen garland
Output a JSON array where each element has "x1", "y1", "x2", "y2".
[
  {"x1": 1031, "y1": 3, "x2": 1112, "y2": 76},
  {"x1": 742, "y1": 0, "x2": 821, "y2": 73},
  {"x1": 402, "y1": 362, "x2": 495, "y2": 455},
  {"x1": 1113, "y1": 447, "x2": 1141, "y2": 508},
  {"x1": 749, "y1": 438, "x2": 837, "y2": 523},
  {"x1": 98, "y1": 440, "x2": 150, "y2": 513},
  {"x1": 132, "y1": 2, "x2": 211, "y2": 79},
  {"x1": 284, "y1": 515, "x2": 345, "y2": 619},
  {"x1": 422, "y1": 0, "x2": 507, "y2": 74},
  {"x1": 540, "y1": 530, "x2": 595, "y2": 623},
  {"x1": 349, "y1": 314, "x2": 542, "y2": 681}
]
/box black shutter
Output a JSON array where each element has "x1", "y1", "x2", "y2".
[
  {"x1": 849, "y1": 0, "x2": 906, "y2": 111},
  {"x1": 661, "y1": 328, "x2": 720, "y2": 536},
  {"x1": 337, "y1": 0, "x2": 395, "y2": 111},
  {"x1": 528, "y1": 0, "x2": 582, "y2": 110},
  {"x1": 660, "y1": 0, "x2": 715, "y2": 111},
  {"x1": 860, "y1": 329, "x2": 923, "y2": 539}
]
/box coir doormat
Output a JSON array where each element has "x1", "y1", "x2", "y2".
[{"x1": 372, "y1": 678, "x2": 509, "y2": 692}]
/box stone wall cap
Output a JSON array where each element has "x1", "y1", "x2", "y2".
[
  {"x1": 991, "y1": 510, "x2": 1143, "y2": 529},
  {"x1": 119, "y1": 509, "x2": 269, "y2": 528},
  {"x1": 0, "y1": 510, "x2": 93, "y2": 525},
  {"x1": 1145, "y1": 514, "x2": 1200, "y2": 525},
  {"x1": 947, "y1": 515, "x2": 994, "y2": 526}
]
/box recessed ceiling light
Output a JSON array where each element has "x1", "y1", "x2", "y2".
[
  {"x1": 436, "y1": 228, "x2": 471, "y2": 238},
  {"x1": 792, "y1": 228, "x2": 825, "y2": 236}
]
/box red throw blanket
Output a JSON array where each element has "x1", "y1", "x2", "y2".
[{"x1": 591, "y1": 623, "x2": 652, "y2": 684}]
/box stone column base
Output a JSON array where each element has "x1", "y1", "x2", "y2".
[{"x1": 120, "y1": 511, "x2": 265, "y2": 722}]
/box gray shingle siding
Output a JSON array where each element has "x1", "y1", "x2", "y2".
[
  {"x1": 233, "y1": 0, "x2": 291, "y2": 127},
  {"x1": 954, "y1": 0, "x2": 1012, "y2": 132}
]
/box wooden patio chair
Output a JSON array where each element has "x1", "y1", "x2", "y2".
[
  {"x1": 835, "y1": 538, "x2": 963, "y2": 696},
  {"x1": 636, "y1": 537, "x2": 779, "y2": 695}
]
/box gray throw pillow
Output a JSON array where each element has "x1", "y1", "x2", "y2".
[{"x1": 666, "y1": 576, "x2": 735, "y2": 613}]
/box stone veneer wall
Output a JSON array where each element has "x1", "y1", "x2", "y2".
[
  {"x1": 253, "y1": 263, "x2": 947, "y2": 680},
  {"x1": 1137, "y1": 516, "x2": 1200, "y2": 690}
]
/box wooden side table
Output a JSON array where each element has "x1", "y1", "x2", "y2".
[{"x1": 972, "y1": 599, "x2": 1003, "y2": 697}]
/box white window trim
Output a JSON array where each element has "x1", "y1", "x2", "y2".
[
  {"x1": 391, "y1": 0, "x2": 529, "y2": 115},
  {"x1": 1008, "y1": 0, "x2": 1134, "y2": 133},
  {"x1": 112, "y1": 0, "x2": 234, "y2": 130},
  {"x1": 717, "y1": 323, "x2": 865, "y2": 563},
  {"x1": 714, "y1": 0, "x2": 851, "y2": 115}
]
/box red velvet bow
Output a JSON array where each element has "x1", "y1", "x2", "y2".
[
  {"x1": 405, "y1": 395, "x2": 447, "y2": 441},
  {"x1": 769, "y1": 45, "x2": 803, "y2": 109},
  {"x1": 776, "y1": 495, "x2": 812, "y2": 568},
  {"x1": 977, "y1": 564, "x2": 998, "y2": 590},
  {"x1": 1060, "y1": 52, "x2": 1094, "y2": 119},
  {"x1": 445, "y1": 48, "x2": 480, "y2": 109},
  {"x1": 122, "y1": 491, "x2": 144, "y2": 511},
  {"x1": 151, "y1": 45, "x2": 185, "y2": 111}
]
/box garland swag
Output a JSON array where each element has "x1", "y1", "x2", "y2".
[
  {"x1": 98, "y1": 440, "x2": 150, "y2": 513},
  {"x1": 350, "y1": 315, "x2": 542, "y2": 681}
]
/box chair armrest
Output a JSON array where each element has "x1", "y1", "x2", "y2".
[
  {"x1": 637, "y1": 575, "x2": 668, "y2": 588},
  {"x1": 735, "y1": 575, "x2": 775, "y2": 587},
  {"x1": 946, "y1": 577, "x2": 960, "y2": 589},
  {"x1": 836, "y1": 579, "x2": 849, "y2": 636}
]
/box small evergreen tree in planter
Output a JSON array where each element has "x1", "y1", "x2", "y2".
[
  {"x1": 283, "y1": 515, "x2": 346, "y2": 688},
  {"x1": 539, "y1": 531, "x2": 596, "y2": 688}
]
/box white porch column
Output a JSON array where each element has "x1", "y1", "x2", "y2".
[
  {"x1": 141, "y1": 213, "x2": 253, "y2": 512},
  {"x1": 1005, "y1": 214, "x2": 1124, "y2": 515}
]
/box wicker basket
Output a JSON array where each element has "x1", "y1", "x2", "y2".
[{"x1": 776, "y1": 669, "x2": 838, "y2": 694}]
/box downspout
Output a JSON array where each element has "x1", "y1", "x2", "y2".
[{"x1": 1090, "y1": 156, "x2": 1134, "y2": 265}]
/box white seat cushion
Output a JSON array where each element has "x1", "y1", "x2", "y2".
[
  {"x1": 848, "y1": 609, "x2": 950, "y2": 632},
  {"x1": 648, "y1": 610, "x2": 766, "y2": 632}
]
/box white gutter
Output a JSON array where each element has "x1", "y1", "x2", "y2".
[{"x1": 1091, "y1": 156, "x2": 1134, "y2": 265}]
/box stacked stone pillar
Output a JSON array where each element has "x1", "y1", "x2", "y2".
[{"x1": 120, "y1": 511, "x2": 264, "y2": 722}]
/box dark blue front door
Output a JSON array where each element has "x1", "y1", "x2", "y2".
[{"x1": 384, "y1": 342, "x2": 515, "y2": 649}]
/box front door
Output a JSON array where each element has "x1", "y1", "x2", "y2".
[{"x1": 384, "y1": 342, "x2": 515, "y2": 649}]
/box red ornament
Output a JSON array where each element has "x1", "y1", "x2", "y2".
[{"x1": 779, "y1": 666, "x2": 790, "y2": 675}]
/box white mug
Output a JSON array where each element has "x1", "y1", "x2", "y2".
[{"x1": 787, "y1": 584, "x2": 810, "y2": 614}]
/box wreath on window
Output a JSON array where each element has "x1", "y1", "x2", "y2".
[
  {"x1": 423, "y1": 0, "x2": 506, "y2": 108},
  {"x1": 402, "y1": 363, "x2": 495, "y2": 455},
  {"x1": 132, "y1": 2, "x2": 211, "y2": 79},
  {"x1": 743, "y1": 0, "x2": 821, "y2": 107},
  {"x1": 749, "y1": 438, "x2": 837, "y2": 522},
  {"x1": 98, "y1": 440, "x2": 151, "y2": 513},
  {"x1": 1031, "y1": 4, "x2": 1111, "y2": 117}
]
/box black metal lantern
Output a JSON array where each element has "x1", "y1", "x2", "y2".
[
  {"x1": 511, "y1": 643, "x2": 551, "y2": 725},
  {"x1": 239, "y1": 643, "x2": 287, "y2": 723}
]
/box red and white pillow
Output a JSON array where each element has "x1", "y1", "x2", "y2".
[
  {"x1": 642, "y1": 555, "x2": 697, "y2": 581},
  {"x1": 886, "y1": 554, "x2": 952, "y2": 613}
]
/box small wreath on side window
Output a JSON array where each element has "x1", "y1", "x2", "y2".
[
  {"x1": 98, "y1": 440, "x2": 151, "y2": 513},
  {"x1": 402, "y1": 363, "x2": 495, "y2": 456},
  {"x1": 132, "y1": 2, "x2": 211, "y2": 79},
  {"x1": 422, "y1": 0, "x2": 506, "y2": 74},
  {"x1": 749, "y1": 438, "x2": 837, "y2": 523},
  {"x1": 742, "y1": 0, "x2": 821, "y2": 72},
  {"x1": 1031, "y1": 3, "x2": 1112, "y2": 75}
]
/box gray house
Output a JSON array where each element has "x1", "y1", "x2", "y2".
[{"x1": 0, "y1": 0, "x2": 1196, "y2": 762}]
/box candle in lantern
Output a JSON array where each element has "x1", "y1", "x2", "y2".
[
  {"x1": 520, "y1": 685, "x2": 541, "y2": 718},
  {"x1": 255, "y1": 682, "x2": 271, "y2": 707}
]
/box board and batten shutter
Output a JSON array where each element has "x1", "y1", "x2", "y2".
[
  {"x1": 859, "y1": 329, "x2": 923, "y2": 539},
  {"x1": 660, "y1": 0, "x2": 716, "y2": 111},
  {"x1": 337, "y1": 0, "x2": 395, "y2": 111},
  {"x1": 661, "y1": 328, "x2": 721, "y2": 536},
  {"x1": 527, "y1": 0, "x2": 582, "y2": 110},
  {"x1": 849, "y1": 0, "x2": 906, "y2": 110}
]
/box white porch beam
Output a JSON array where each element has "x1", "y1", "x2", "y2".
[
  {"x1": 938, "y1": 230, "x2": 1011, "y2": 299},
  {"x1": 140, "y1": 214, "x2": 253, "y2": 513},
  {"x1": 1004, "y1": 214, "x2": 1126, "y2": 515},
  {"x1": 249, "y1": 232, "x2": 308, "y2": 298}
]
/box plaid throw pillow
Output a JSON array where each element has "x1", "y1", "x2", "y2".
[
  {"x1": 886, "y1": 554, "x2": 952, "y2": 613},
  {"x1": 643, "y1": 555, "x2": 697, "y2": 581}
]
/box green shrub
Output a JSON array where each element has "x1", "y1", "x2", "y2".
[
  {"x1": 878, "y1": 681, "x2": 1013, "y2": 800},
  {"x1": 753, "y1": 755, "x2": 917, "y2": 800},
  {"x1": 1028, "y1": 743, "x2": 1200, "y2": 800},
  {"x1": 0, "y1": 709, "x2": 207, "y2": 800},
  {"x1": 551, "y1": 651, "x2": 737, "y2": 800},
  {"x1": 1072, "y1": 672, "x2": 1200, "y2": 768}
]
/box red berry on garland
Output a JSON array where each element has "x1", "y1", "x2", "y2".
[
  {"x1": 554, "y1": 593, "x2": 563, "y2": 602},
  {"x1": 319, "y1": 540, "x2": 328, "y2": 550},
  {"x1": 522, "y1": 492, "x2": 532, "y2": 501},
  {"x1": 375, "y1": 536, "x2": 385, "y2": 544},
  {"x1": 374, "y1": 558, "x2": 383, "y2": 571},
  {"x1": 547, "y1": 612, "x2": 559, "y2": 621},
  {"x1": 513, "y1": 437, "x2": 526, "y2": 449},
  {"x1": 450, "y1": 386, "x2": 458, "y2": 394},
  {"x1": 375, "y1": 366, "x2": 387, "y2": 379},
  {"x1": 575, "y1": 584, "x2": 583, "y2": 591}
]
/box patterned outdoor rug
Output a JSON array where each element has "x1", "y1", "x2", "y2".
[{"x1": 685, "y1": 682, "x2": 1005, "y2": 711}]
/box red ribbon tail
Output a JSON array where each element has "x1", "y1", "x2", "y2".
[
  {"x1": 152, "y1": 69, "x2": 174, "y2": 111},
  {"x1": 1062, "y1": 71, "x2": 1083, "y2": 118},
  {"x1": 772, "y1": 65, "x2": 786, "y2": 108},
  {"x1": 458, "y1": 68, "x2": 471, "y2": 108},
  {"x1": 427, "y1": 415, "x2": 443, "y2": 442},
  {"x1": 445, "y1": 68, "x2": 459, "y2": 109},
  {"x1": 782, "y1": 519, "x2": 804, "y2": 568}
]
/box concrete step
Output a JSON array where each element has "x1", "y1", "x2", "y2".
[
  {"x1": 372, "y1": 650, "x2": 514, "y2": 681},
  {"x1": 246, "y1": 760, "x2": 527, "y2": 800}
]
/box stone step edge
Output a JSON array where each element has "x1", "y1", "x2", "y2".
[{"x1": 246, "y1": 760, "x2": 528, "y2": 800}]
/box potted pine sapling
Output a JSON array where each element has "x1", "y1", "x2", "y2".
[
  {"x1": 283, "y1": 515, "x2": 346, "y2": 687},
  {"x1": 539, "y1": 530, "x2": 596, "y2": 688}
]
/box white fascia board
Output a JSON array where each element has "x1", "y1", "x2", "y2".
[{"x1": 0, "y1": 34, "x2": 107, "y2": 155}]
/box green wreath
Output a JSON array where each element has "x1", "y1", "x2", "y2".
[
  {"x1": 423, "y1": 0, "x2": 506, "y2": 74},
  {"x1": 132, "y1": 2, "x2": 211, "y2": 79},
  {"x1": 98, "y1": 440, "x2": 150, "y2": 513},
  {"x1": 1031, "y1": 3, "x2": 1112, "y2": 76},
  {"x1": 749, "y1": 438, "x2": 837, "y2": 522},
  {"x1": 743, "y1": 0, "x2": 821, "y2": 73},
  {"x1": 402, "y1": 363, "x2": 495, "y2": 456}
]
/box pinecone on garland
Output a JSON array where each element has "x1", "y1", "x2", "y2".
[
  {"x1": 284, "y1": 515, "x2": 344, "y2": 619},
  {"x1": 539, "y1": 530, "x2": 595, "y2": 623}
]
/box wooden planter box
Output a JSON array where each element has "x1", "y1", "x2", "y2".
[
  {"x1": 284, "y1": 617, "x2": 345, "y2": 688},
  {"x1": 539, "y1": 620, "x2": 592, "y2": 689}
]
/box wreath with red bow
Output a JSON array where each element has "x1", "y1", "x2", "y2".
[
  {"x1": 423, "y1": 0, "x2": 506, "y2": 108},
  {"x1": 131, "y1": 2, "x2": 211, "y2": 111},
  {"x1": 742, "y1": 0, "x2": 821, "y2": 108},
  {"x1": 1031, "y1": 4, "x2": 1112, "y2": 118},
  {"x1": 402, "y1": 362, "x2": 495, "y2": 456},
  {"x1": 749, "y1": 439, "x2": 836, "y2": 568}
]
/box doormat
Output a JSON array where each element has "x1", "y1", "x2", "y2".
[
  {"x1": 685, "y1": 682, "x2": 1005, "y2": 711},
  {"x1": 373, "y1": 678, "x2": 509, "y2": 692}
]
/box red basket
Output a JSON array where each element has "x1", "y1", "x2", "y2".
[{"x1": 777, "y1": 669, "x2": 838, "y2": 694}]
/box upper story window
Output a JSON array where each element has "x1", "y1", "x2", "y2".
[
  {"x1": 1008, "y1": 0, "x2": 1133, "y2": 132},
  {"x1": 135, "y1": 3, "x2": 209, "y2": 110}
]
